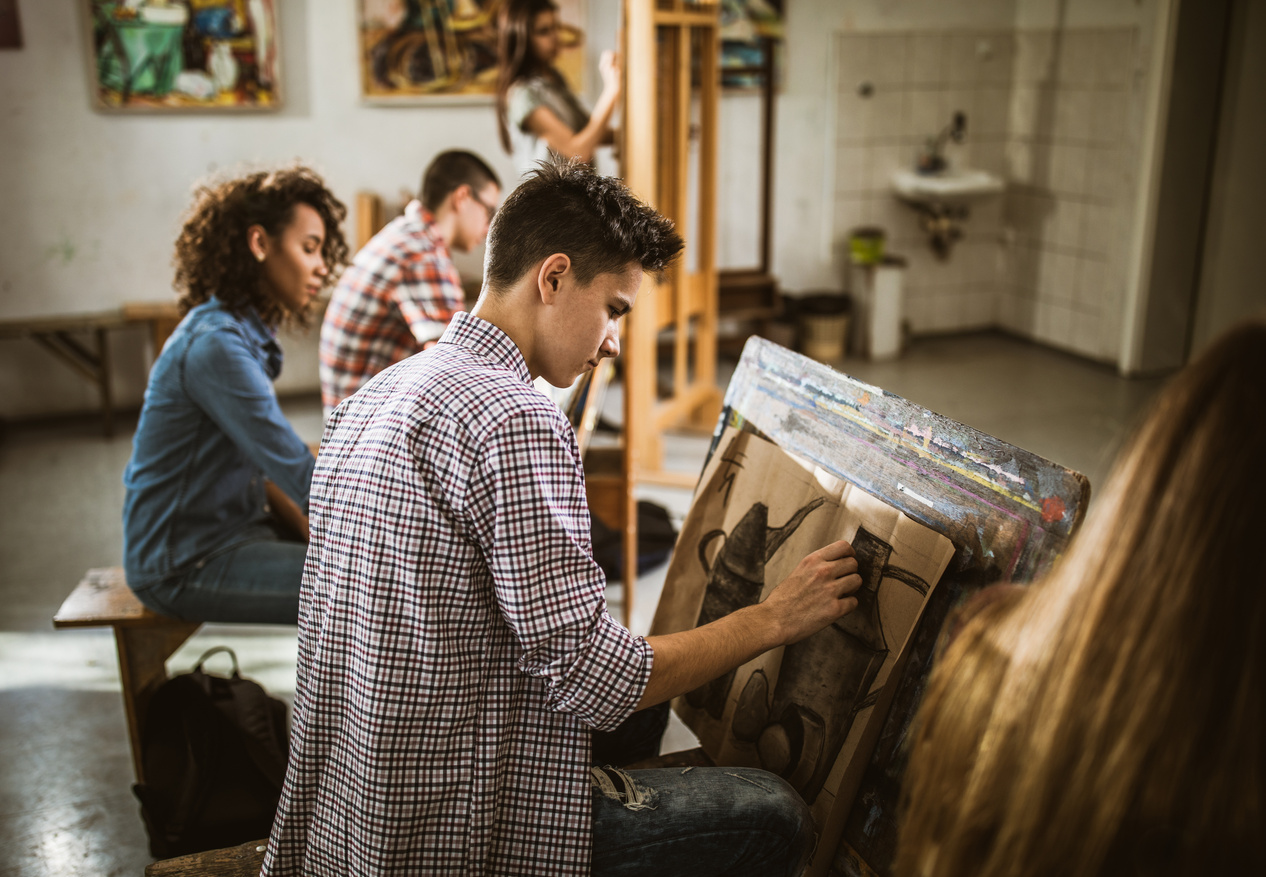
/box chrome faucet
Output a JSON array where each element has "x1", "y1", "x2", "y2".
[{"x1": 917, "y1": 112, "x2": 967, "y2": 174}]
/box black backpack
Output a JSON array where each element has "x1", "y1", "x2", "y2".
[
  {"x1": 133, "y1": 646, "x2": 290, "y2": 858},
  {"x1": 591, "y1": 500, "x2": 679, "y2": 582}
]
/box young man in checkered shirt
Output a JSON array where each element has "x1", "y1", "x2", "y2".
[
  {"x1": 264, "y1": 158, "x2": 865, "y2": 877},
  {"x1": 318, "y1": 150, "x2": 501, "y2": 415}
]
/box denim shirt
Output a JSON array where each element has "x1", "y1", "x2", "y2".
[{"x1": 122, "y1": 297, "x2": 315, "y2": 589}]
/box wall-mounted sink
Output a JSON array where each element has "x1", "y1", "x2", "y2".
[
  {"x1": 891, "y1": 168, "x2": 1005, "y2": 206},
  {"x1": 891, "y1": 168, "x2": 1005, "y2": 258}
]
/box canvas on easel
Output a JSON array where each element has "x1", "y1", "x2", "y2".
[
  {"x1": 651, "y1": 427, "x2": 954, "y2": 866},
  {"x1": 648, "y1": 336, "x2": 1090, "y2": 875}
]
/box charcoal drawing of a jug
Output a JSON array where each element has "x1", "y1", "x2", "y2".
[
  {"x1": 684, "y1": 498, "x2": 826, "y2": 719},
  {"x1": 731, "y1": 527, "x2": 931, "y2": 805}
]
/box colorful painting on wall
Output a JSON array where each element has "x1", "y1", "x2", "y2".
[
  {"x1": 719, "y1": 0, "x2": 782, "y2": 89},
  {"x1": 86, "y1": 1, "x2": 281, "y2": 112},
  {"x1": 357, "y1": 0, "x2": 586, "y2": 103}
]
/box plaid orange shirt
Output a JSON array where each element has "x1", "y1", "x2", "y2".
[{"x1": 318, "y1": 201, "x2": 465, "y2": 410}]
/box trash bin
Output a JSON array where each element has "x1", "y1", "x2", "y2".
[
  {"x1": 848, "y1": 255, "x2": 906, "y2": 360},
  {"x1": 797, "y1": 293, "x2": 851, "y2": 363}
]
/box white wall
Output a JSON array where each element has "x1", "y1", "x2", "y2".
[
  {"x1": 0, "y1": 1, "x2": 1189, "y2": 419},
  {"x1": 0, "y1": 1, "x2": 617, "y2": 419},
  {"x1": 772, "y1": 0, "x2": 1017, "y2": 295},
  {"x1": 1191, "y1": 0, "x2": 1266, "y2": 353},
  {"x1": 773, "y1": 0, "x2": 1168, "y2": 370}
]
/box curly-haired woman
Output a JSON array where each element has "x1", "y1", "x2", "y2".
[{"x1": 122, "y1": 166, "x2": 349, "y2": 624}]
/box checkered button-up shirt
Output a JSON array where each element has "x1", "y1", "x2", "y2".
[
  {"x1": 264, "y1": 312, "x2": 653, "y2": 876},
  {"x1": 319, "y1": 200, "x2": 466, "y2": 410}
]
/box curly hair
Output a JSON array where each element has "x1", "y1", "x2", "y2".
[
  {"x1": 483, "y1": 156, "x2": 682, "y2": 292},
  {"x1": 173, "y1": 166, "x2": 350, "y2": 327}
]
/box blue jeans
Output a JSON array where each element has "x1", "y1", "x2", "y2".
[
  {"x1": 590, "y1": 704, "x2": 814, "y2": 876},
  {"x1": 590, "y1": 765, "x2": 814, "y2": 876},
  {"x1": 130, "y1": 524, "x2": 307, "y2": 624}
]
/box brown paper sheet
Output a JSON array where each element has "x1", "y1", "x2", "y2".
[{"x1": 650, "y1": 426, "x2": 955, "y2": 851}]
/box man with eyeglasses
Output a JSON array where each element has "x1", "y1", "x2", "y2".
[{"x1": 320, "y1": 150, "x2": 502, "y2": 415}]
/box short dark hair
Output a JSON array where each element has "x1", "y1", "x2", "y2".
[
  {"x1": 420, "y1": 150, "x2": 501, "y2": 212},
  {"x1": 483, "y1": 157, "x2": 683, "y2": 292}
]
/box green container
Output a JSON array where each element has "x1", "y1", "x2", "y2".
[
  {"x1": 97, "y1": 20, "x2": 185, "y2": 97},
  {"x1": 849, "y1": 227, "x2": 886, "y2": 266}
]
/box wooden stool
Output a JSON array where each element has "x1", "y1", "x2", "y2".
[
  {"x1": 144, "y1": 838, "x2": 267, "y2": 876},
  {"x1": 53, "y1": 567, "x2": 201, "y2": 785}
]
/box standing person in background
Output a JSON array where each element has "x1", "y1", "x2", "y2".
[
  {"x1": 319, "y1": 150, "x2": 500, "y2": 414},
  {"x1": 895, "y1": 318, "x2": 1266, "y2": 877},
  {"x1": 122, "y1": 166, "x2": 349, "y2": 625},
  {"x1": 496, "y1": 0, "x2": 621, "y2": 174}
]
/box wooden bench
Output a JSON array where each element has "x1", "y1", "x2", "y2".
[
  {"x1": 145, "y1": 839, "x2": 267, "y2": 876},
  {"x1": 53, "y1": 567, "x2": 200, "y2": 785},
  {"x1": 0, "y1": 310, "x2": 132, "y2": 435},
  {"x1": 0, "y1": 303, "x2": 192, "y2": 436}
]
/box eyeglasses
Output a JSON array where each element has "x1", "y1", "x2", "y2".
[{"x1": 470, "y1": 190, "x2": 497, "y2": 223}]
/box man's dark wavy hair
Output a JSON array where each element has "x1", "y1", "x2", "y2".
[
  {"x1": 173, "y1": 165, "x2": 349, "y2": 327},
  {"x1": 483, "y1": 156, "x2": 683, "y2": 292}
]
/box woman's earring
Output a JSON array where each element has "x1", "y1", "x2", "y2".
[{"x1": 255, "y1": 251, "x2": 266, "y2": 262}]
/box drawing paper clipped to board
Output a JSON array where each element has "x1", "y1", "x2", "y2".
[{"x1": 650, "y1": 426, "x2": 955, "y2": 862}]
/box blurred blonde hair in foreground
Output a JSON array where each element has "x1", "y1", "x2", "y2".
[{"x1": 896, "y1": 317, "x2": 1266, "y2": 876}]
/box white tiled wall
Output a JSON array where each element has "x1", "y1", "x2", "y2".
[
  {"x1": 831, "y1": 27, "x2": 1140, "y2": 363},
  {"x1": 999, "y1": 29, "x2": 1138, "y2": 362},
  {"x1": 833, "y1": 30, "x2": 1015, "y2": 335}
]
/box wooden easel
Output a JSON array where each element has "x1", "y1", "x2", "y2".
[
  {"x1": 658, "y1": 337, "x2": 1091, "y2": 875},
  {"x1": 588, "y1": 0, "x2": 723, "y2": 625}
]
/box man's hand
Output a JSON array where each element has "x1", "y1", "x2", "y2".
[
  {"x1": 638, "y1": 538, "x2": 863, "y2": 710},
  {"x1": 760, "y1": 539, "x2": 862, "y2": 646},
  {"x1": 265, "y1": 480, "x2": 310, "y2": 543}
]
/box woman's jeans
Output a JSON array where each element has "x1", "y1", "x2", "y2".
[
  {"x1": 131, "y1": 524, "x2": 306, "y2": 624},
  {"x1": 591, "y1": 704, "x2": 815, "y2": 876}
]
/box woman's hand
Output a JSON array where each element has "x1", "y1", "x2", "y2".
[{"x1": 599, "y1": 50, "x2": 622, "y2": 100}]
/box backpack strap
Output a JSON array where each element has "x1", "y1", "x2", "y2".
[{"x1": 193, "y1": 645, "x2": 241, "y2": 677}]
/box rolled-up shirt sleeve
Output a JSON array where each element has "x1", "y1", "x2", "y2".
[
  {"x1": 469, "y1": 405, "x2": 652, "y2": 731},
  {"x1": 183, "y1": 326, "x2": 316, "y2": 511}
]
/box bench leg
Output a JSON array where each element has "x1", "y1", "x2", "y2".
[
  {"x1": 31, "y1": 328, "x2": 116, "y2": 437},
  {"x1": 115, "y1": 622, "x2": 201, "y2": 786}
]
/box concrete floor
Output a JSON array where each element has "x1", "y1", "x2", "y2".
[{"x1": 0, "y1": 331, "x2": 1166, "y2": 875}]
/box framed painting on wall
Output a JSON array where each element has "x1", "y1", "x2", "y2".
[
  {"x1": 357, "y1": 0, "x2": 587, "y2": 104},
  {"x1": 85, "y1": 1, "x2": 281, "y2": 112},
  {"x1": 719, "y1": 0, "x2": 782, "y2": 89}
]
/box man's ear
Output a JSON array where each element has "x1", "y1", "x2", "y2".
[
  {"x1": 536, "y1": 253, "x2": 571, "y2": 304},
  {"x1": 449, "y1": 183, "x2": 472, "y2": 210}
]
